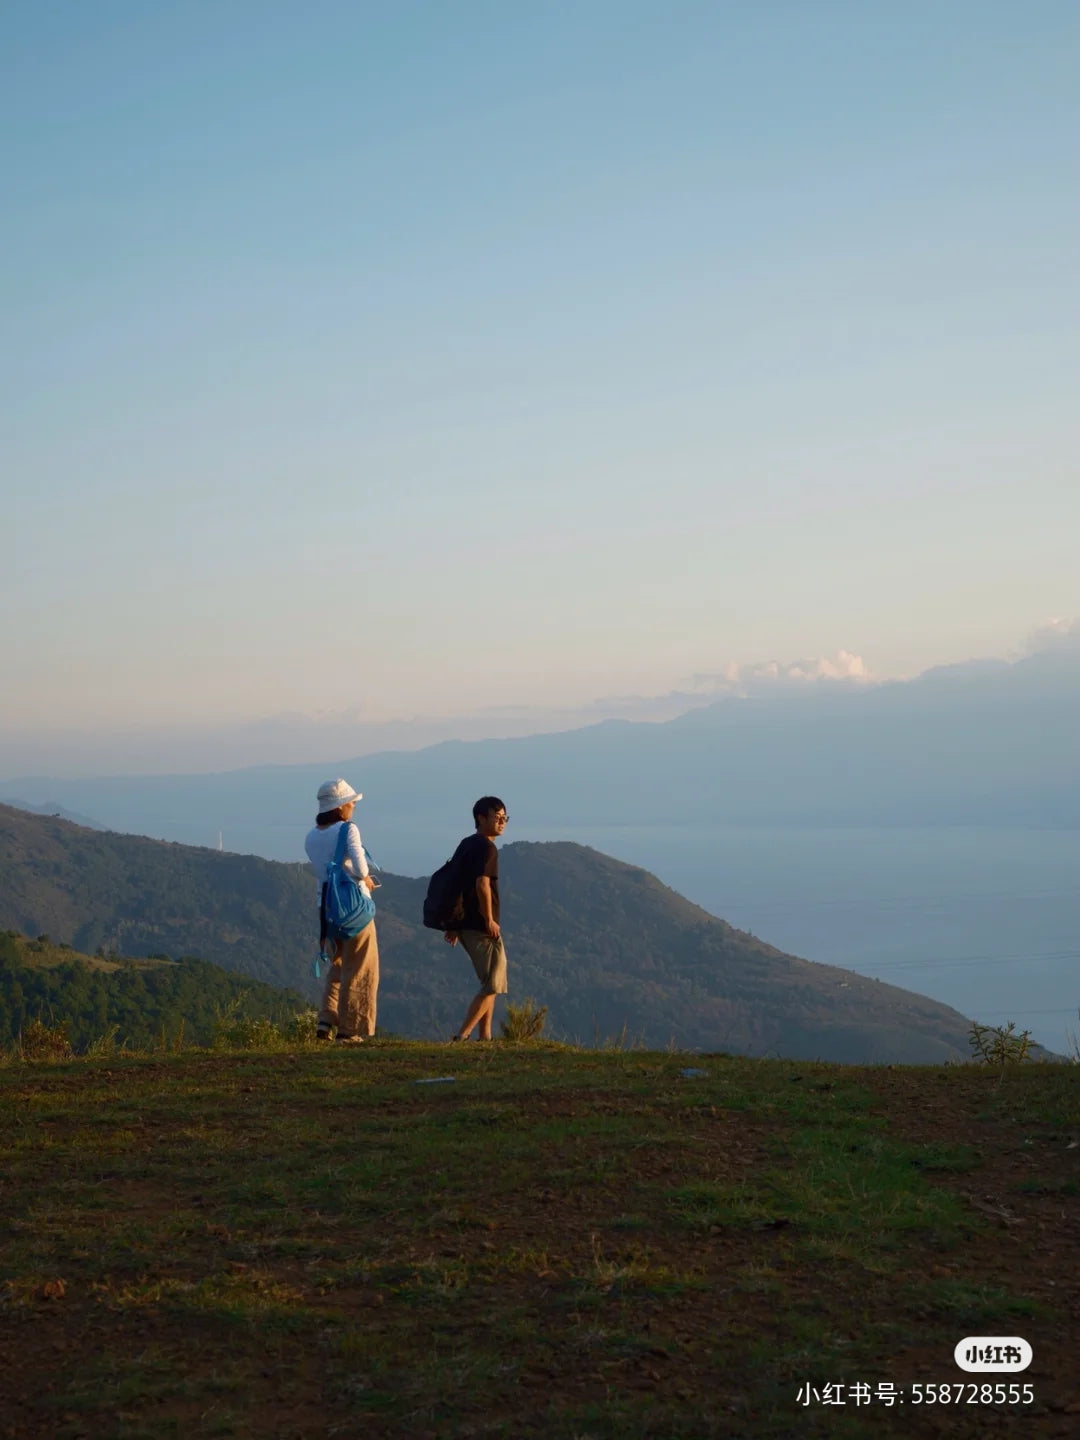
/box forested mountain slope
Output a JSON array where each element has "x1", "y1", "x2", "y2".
[{"x1": 0, "y1": 804, "x2": 979, "y2": 1061}]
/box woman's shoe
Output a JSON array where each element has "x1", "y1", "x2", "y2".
[
  {"x1": 316, "y1": 1022, "x2": 334, "y2": 1042},
  {"x1": 335, "y1": 1034, "x2": 364, "y2": 1045}
]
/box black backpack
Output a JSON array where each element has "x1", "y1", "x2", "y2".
[{"x1": 422, "y1": 856, "x2": 466, "y2": 930}]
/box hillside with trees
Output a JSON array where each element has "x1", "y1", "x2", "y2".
[
  {"x1": 0, "y1": 803, "x2": 981, "y2": 1061},
  {"x1": 0, "y1": 930, "x2": 308, "y2": 1051}
]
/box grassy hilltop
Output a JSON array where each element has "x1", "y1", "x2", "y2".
[
  {"x1": 1, "y1": 803, "x2": 983, "y2": 1061},
  {"x1": 0, "y1": 1043, "x2": 1077, "y2": 1438}
]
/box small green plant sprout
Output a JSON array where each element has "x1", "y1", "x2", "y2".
[
  {"x1": 19, "y1": 1019, "x2": 74, "y2": 1061},
  {"x1": 968, "y1": 1020, "x2": 1032, "y2": 1068},
  {"x1": 500, "y1": 997, "x2": 548, "y2": 1042}
]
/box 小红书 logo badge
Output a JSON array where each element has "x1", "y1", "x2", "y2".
[{"x1": 954, "y1": 1337, "x2": 1032, "y2": 1373}]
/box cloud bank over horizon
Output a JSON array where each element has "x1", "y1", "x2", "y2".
[
  {"x1": 684, "y1": 648, "x2": 874, "y2": 697},
  {"x1": 1, "y1": 623, "x2": 1074, "y2": 781}
]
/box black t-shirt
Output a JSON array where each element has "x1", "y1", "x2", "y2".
[{"x1": 452, "y1": 832, "x2": 500, "y2": 932}]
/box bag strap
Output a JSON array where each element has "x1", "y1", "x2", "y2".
[
  {"x1": 315, "y1": 883, "x2": 329, "y2": 978},
  {"x1": 339, "y1": 821, "x2": 381, "y2": 868},
  {"x1": 331, "y1": 821, "x2": 379, "y2": 876}
]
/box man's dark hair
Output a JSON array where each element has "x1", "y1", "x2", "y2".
[
  {"x1": 472, "y1": 795, "x2": 506, "y2": 823},
  {"x1": 316, "y1": 806, "x2": 349, "y2": 828}
]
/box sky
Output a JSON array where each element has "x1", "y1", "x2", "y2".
[{"x1": 3, "y1": 0, "x2": 1078, "y2": 773}]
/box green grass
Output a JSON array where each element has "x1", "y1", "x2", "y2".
[{"x1": 0, "y1": 1044, "x2": 1075, "y2": 1438}]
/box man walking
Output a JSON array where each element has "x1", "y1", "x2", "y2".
[{"x1": 445, "y1": 796, "x2": 509, "y2": 1041}]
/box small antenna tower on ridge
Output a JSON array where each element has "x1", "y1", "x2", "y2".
[{"x1": 218, "y1": 831, "x2": 223, "y2": 852}]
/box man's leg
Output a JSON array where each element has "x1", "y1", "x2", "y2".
[
  {"x1": 456, "y1": 990, "x2": 494, "y2": 1041},
  {"x1": 476, "y1": 994, "x2": 496, "y2": 1040},
  {"x1": 455, "y1": 931, "x2": 507, "y2": 1040},
  {"x1": 475, "y1": 933, "x2": 506, "y2": 1038}
]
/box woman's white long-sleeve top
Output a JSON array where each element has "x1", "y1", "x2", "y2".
[{"x1": 304, "y1": 820, "x2": 370, "y2": 899}]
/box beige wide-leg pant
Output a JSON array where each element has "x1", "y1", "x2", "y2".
[{"x1": 318, "y1": 923, "x2": 379, "y2": 1038}]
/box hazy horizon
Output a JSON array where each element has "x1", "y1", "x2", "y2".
[{"x1": 0, "y1": 620, "x2": 1074, "y2": 779}]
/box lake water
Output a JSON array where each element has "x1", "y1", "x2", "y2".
[{"x1": 363, "y1": 821, "x2": 1078, "y2": 1059}]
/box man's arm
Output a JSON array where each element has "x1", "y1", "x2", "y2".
[{"x1": 475, "y1": 876, "x2": 500, "y2": 939}]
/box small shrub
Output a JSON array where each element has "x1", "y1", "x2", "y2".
[
  {"x1": 85, "y1": 1025, "x2": 122, "y2": 1059},
  {"x1": 212, "y1": 1015, "x2": 285, "y2": 1051},
  {"x1": 595, "y1": 1021, "x2": 647, "y2": 1052},
  {"x1": 968, "y1": 1021, "x2": 1032, "y2": 1068},
  {"x1": 501, "y1": 997, "x2": 548, "y2": 1042},
  {"x1": 20, "y1": 1019, "x2": 73, "y2": 1061},
  {"x1": 285, "y1": 1010, "x2": 319, "y2": 1045}
]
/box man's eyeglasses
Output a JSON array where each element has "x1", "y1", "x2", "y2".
[{"x1": 493, "y1": 814, "x2": 509, "y2": 824}]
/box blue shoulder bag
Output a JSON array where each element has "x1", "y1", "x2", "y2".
[{"x1": 322, "y1": 822, "x2": 377, "y2": 945}]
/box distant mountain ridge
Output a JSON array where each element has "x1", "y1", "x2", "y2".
[
  {"x1": 1, "y1": 798, "x2": 107, "y2": 830},
  {"x1": 1, "y1": 644, "x2": 1076, "y2": 870},
  {"x1": 0, "y1": 803, "x2": 986, "y2": 1062}
]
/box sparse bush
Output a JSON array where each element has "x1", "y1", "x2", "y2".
[
  {"x1": 285, "y1": 1010, "x2": 319, "y2": 1045},
  {"x1": 968, "y1": 1021, "x2": 1032, "y2": 1068},
  {"x1": 595, "y1": 1020, "x2": 647, "y2": 1052},
  {"x1": 210, "y1": 991, "x2": 321, "y2": 1051},
  {"x1": 85, "y1": 1024, "x2": 122, "y2": 1058},
  {"x1": 212, "y1": 1014, "x2": 285, "y2": 1051},
  {"x1": 501, "y1": 997, "x2": 548, "y2": 1042},
  {"x1": 20, "y1": 1019, "x2": 73, "y2": 1061}
]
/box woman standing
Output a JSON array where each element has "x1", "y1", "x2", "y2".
[{"x1": 304, "y1": 778, "x2": 379, "y2": 1045}]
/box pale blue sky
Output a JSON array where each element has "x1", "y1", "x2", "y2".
[{"x1": 3, "y1": 1, "x2": 1077, "y2": 759}]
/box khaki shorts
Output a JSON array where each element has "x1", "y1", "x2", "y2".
[{"x1": 458, "y1": 930, "x2": 508, "y2": 996}]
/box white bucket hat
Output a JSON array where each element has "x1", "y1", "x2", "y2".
[{"x1": 316, "y1": 778, "x2": 363, "y2": 815}]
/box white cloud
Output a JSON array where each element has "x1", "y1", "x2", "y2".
[
  {"x1": 1022, "y1": 617, "x2": 1080, "y2": 654},
  {"x1": 685, "y1": 650, "x2": 874, "y2": 697}
]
